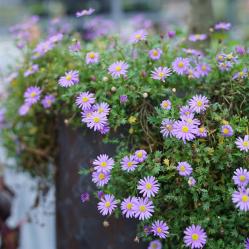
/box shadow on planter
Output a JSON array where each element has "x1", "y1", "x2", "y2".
[{"x1": 56, "y1": 120, "x2": 146, "y2": 249}]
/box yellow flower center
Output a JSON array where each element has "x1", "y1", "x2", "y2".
[
  {"x1": 166, "y1": 124, "x2": 173, "y2": 131},
  {"x1": 126, "y1": 203, "x2": 133, "y2": 210},
  {"x1": 197, "y1": 100, "x2": 203, "y2": 107},
  {"x1": 178, "y1": 61, "x2": 184, "y2": 68},
  {"x1": 199, "y1": 127, "x2": 205, "y2": 133},
  {"x1": 158, "y1": 72, "x2": 165, "y2": 77},
  {"x1": 163, "y1": 102, "x2": 169, "y2": 108},
  {"x1": 182, "y1": 126, "x2": 189, "y2": 133},
  {"x1": 100, "y1": 162, "x2": 107, "y2": 167},
  {"x1": 151, "y1": 244, "x2": 158, "y2": 249},
  {"x1": 218, "y1": 55, "x2": 223, "y2": 61},
  {"x1": 195, "y1": 34, "x2": 201, "y2": 39},
  {"x1": 180, "y1": 165, "x2": 186, "y2": 172},
  {"x1": 135, "y1": 34, "x2": 142, "y2": 39},
  {"x1": 93, "y1": 117, "x2": 100, "y2": 123},
  {"x1": 66, "y1": 75, "x2": 72, "y2": 81},
  {"x1": 192, "y1": 233, "x2": 199, "y2": 241},
  {"x1": 105, "y1": 201, "x2": 111, "y2": 208},
  {"x1": 30, "y1": 92, "x2": 37, "y2": 98},
  {"x1": 157, "y1": 227, "x2": 162, "y2": 233},
  {"x1": 82, "y1": 97, "x2": 89, "y2": 102},
  {"x1": 201, "y1": 65, "x2": 207, "y2": 71},
  {"x1": 241, "y1": 195, "x2": 249, "y2": 203},
  {"x1": 115, "y1": 66, "x2": 121, "y2": 72},
  {"x1": 239, "y1": 72, "x2": 244, "y2": 77},
  {"x1": 127, "y1": 161, "x2": 133, "y2": 167},
  {"x1": 89, "y1": 52, "x2": 95, "y2": 59},
  {"x1": 139, "y1": 205, "x2": 146, "y2": 212},
  {"x1": 243, "y1": 141, "x2": 249, "y2": 147},
  {"x1": 223, "y1": 128, "x2": 229, "y2": 134},
  {"x1": 239, "y1": 175, "x2": 246, "y2": 182},
  {"x1": 98, "y1": 173, "x2": 105, "y2": 180},
  {"x1": 137, "y1": 152, "x2": 143, "y2": 158},
  {"x1": 98, "y1": 107, "x2": 104, "y2": 113},
  {"x1": 145, "y1": 183, "x2": 152, "y2": 190},
  {"x1": 227, "y1": 54, "x2": 233, "y2": 60},
  {"x1": 153, "y1": 50, "x2": 158, "y2": 56}
]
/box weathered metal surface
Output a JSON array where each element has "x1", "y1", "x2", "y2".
[{"x1": 56, "y1": 121, "x2": 146, "y2": 249}]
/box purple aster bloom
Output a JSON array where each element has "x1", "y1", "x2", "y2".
[
  {"x1": 149, "y1": 48, "x2": 162, "y2": 60},
  {"x1": 108, "y1": 61, "x2": 129, "y2": 78},
  {"x1": 97, "y1": 194, "x2": 117, "y2": 216},
  {"x1": 48, "y1": 33, "x2": 63, "y2": 43},
  {"x1": 233, "y1": 168, "x2": 249, "y2": 187},
  {"x1": 99, "y1": 124, "x2": 110, "y2": 135},
  {"x1": 196, "y1": 127, "x2": 207, "y2": 138},
  {"x1": 0, "y1": 109, "x2": 5, "y2": 125},
  {"x1": 221, "y1": 125, "x2": 233, "y2": 137},
  {"x1": 188, "y1": 95, "x2": 209, "y2": 113},
  {"x1": 225, "y1": 53, "x2": 238, "y2": 63},
  {"x1": 93, "y1": 154, "x2": 114, "y2": 173},
  {"x1": 184, "y1": 225, "x2": 207, "y2": 249},
  {"x1": 137, "y1": 176, "x2": 160, "y2": 198},
  {"x1": 172, "y1": 120, "x2": 197, "y2": 143},
  {"x1": 83, "y1": 112, "x2": 108, "y2": 131},
  {"x1": 69, "y1": 40, "x2": 81, "y2": 52},
  {"x1": 121, "y1": 196, "x2": 137, "y2": 218},
  {"x1": 160, "y1": 118, "x2": 175, "y2": 138},
  {"x1": 188, "y1": 34, "x2": 207, "y2": 42},
  {"x1": 232, "y1": 188, "x2": 249, "y2": 211},
  {"x1": 92, "y1": 170, "x2": 110, "y2": 187},
  {"x1": 18, "y1": 103, "x2": 31, "y2": 116},
  {"x1": 180, "y1": 113, "x2": 201, "y2": 126},
  {"x1": 32, "y1": 40, "x2": 54, "y2": 59},
  {"x1": 216, "y1": 53, "x2": 226, "y2": 62},
  {"x1": 148, "y1": 240, "x2": 162, "y2": 249},
  {"x1": 24, "y1": 86, "x2": 42, "y2": 105},
  {"x1": 245, "y1": 238, "x2": 249, "y2": 249},
  {"x1": 235, "y1": 46, "x2": 246, "y2": 55},
  {"x1": 144, "y1": 225, "x2": 152, "y2": 235},
  {"x1": 160, "y1": 100, "x2": 171, "y2": 110},
  {"x1": 81, "y1": 192, "x2": 90, "y2": 203},
  {"x1": 182, "y1": 48, "x2": 204, "y2": 57},
  {"x1": 93, "y1": 102, "x2": 110, "y2": 116},
  {"x1": 76, "y1": 8, "x2": 95, "y2": 17},
  {"x1": 81, "y1": 108, "x2": 94, "y2": 120},
  {"x1": 235, "y1": 135, "x2": 249, "y2": 152},
  {"x1": 177, "y1": 162, "x2": 193, "y2": 176},
  {"x1": 214, "y1": 22, "x2": 231, "y2": 31},
  {"x1": 97, "y1": 190, "x2": 105, "y2": 199},
  {"x1": 151, "y1": 66, "x2": 172, "y2": 82},
  {"x1": 86, "y1": 52, "x2": 99, "y2": 64},
  {"x1": 167, "y1": 31, "x2": 176, "y2": 39},
  {"x1": 180, "y1": 105, "x2": 194, "y2": 116},
  {"x1": 134, "y1": 150, "x2": 147, "y2": 163},
  {"x1": 41, "y1": 95, "x2": 55, "y2": 109},
  {"x1": 24, "y1": 64, "x2": 39, "y2": 77},
  {"x1": 133, "y1": 197, "x2": 154, "y2": 220},
  {"x1": 121, "y1": 155, "x2": 138, "y2": 172},
  {"x1": 196, "y1": 63, "x2": 211, "y2": 77},
  {"x1": 76, "y1": 92, "x2": 95, "y2": 110},
  {"x1": 58, "y1": 70, "x2": 79, "y2": 87},
  {"x1": 151, "y1": 220, "x2": 169, "y2": 239},
  {"x1": 188, "y1": 177, "x2": 196, "y2": 187},
  {"x1": 172, "y1": 57, "x2": 190, "y2": 75},
  {"x1": 120, "y1": 95, "x2": 128, "y2": 104},
  {"x1": 232, "y1": 68, "x2": 248, "y2": 80},
  {"x1": 218, "y1": 61, "x2": 233, "y2": 72},
  {"x1": 129, "y1": 29, "x2": 148, "y2": 44}
]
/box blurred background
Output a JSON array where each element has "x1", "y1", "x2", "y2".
[{"x1": 0, "y1": 0, "x2": 249, "y2": 249}]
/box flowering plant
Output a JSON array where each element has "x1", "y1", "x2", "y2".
[{"x1": 1, "y1": 15, "x2": 249, "y2": 249}]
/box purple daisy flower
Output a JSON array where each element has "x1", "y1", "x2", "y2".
[
  {"x1": 216, "y1": 53, "x2": 226, "y2": 62},
  {"x1": 245, "y1": 238, "x2": 249, "y2": 249},
  {"x1": 172, "y1": 57, "x2": 190, "y2": 75},
  {"x1": 121, "y1": 155, "x2": 138, "y2": 172},
  {"x1": 233, "y1": 168, "x2": 249, "y2": 187},
  {"x1": 232, "y1": 188, "x2": 249, "y2": 211},
  {"x1": 18, "y1": 103, "x2": 31, "y2": 116},
  {"x1": 188, "y1": 95, "x2": 209, "y2": 114},
  {"x1": 188, "y1": 34, "x2": 207, "y2": 42},
  {"x1": 99, "y1": 124, "x2": 110, "y2": 135},
  {"x1": 235, "y1": 135, "x2": 249, "y2": 152},
  {"x1": 86, "y1": 52, "x2": 99, "y2": 64},
  {"x1": 177, "y1": 162, "x2": 193, "y2": 176},
  {"x1": 76, "y1": 92, "x2": 95, "y2": 110},
  {"x1": 182, "y1": 48, "x2": 204, "y2": 57},
  {"x1": 129, "y1": 29, "x2": 147, "y2": 44},
  {"x1": 151, "y1": 220, "x2": 169, "y2": 239},
  {"x1": 133, "y1": 197, "x2": 154, "y2": 220},
  {"x1": 144, "y1": 225, "x2": 152, "y2": 235},
  {"x1": 180, "y1": 114, "x2": 201, "y2": 126},
  {"x1": 93, "y1": 154, "x2": 114, "y2": 173},
  {"x1": 121, "y1": 196, "x2": 137, "y2": 218},
  {"x1": 167, "y1": 31, "x2": 176, "y2": 39},
  {"x1": 151, "y1": 66, "x2": 172, "y2": 82},
  {"x1": 184, "y1": 225, "x2": 207, "y2": 249},
  {"x1": 196, "y1": 127, "x2": 207, "y2": 138},
  {"x1": 137, "y1": 176, "x2": 160, "y2": 198},
  {"x1": 97, "y1": 190, "x2": 105, "y2": 199},
  {"x1": 235, "y1": 46, "x2": 246, "y2": 55},
  {"x1": 196, "y1": 63, "x2": 211, "y2": 77},
  {"x1": 108, "y1": 61, "x2": 129, "y2": 78},
  {"x1": 120, "y1": 95, "x2": 128, "y2": 104},
  {"x1": 58, "y1": 70, "x2": 79, "y2": 87},
  {"x1": 134, "y1": 149, "x2": 147, "y2": 163},
  {"x1": 172, "y1": 120, "x2": 197, "y2": 143},
  {"x1": 214, "y1": 22, "x2": 231, "y2": 31},
  {"x1": 160, "y1": 118, "x2": 175, "y2": 138},
  {"x1": 41, "y1": 94, "x2": 55, "y2": 109},
  {"x1": 93, "y1": 102, "x2": 110, "y2": 116},
  {"x1": 218, "y1": 61, "x2": 233, "y2": 72},
  {"x1": 97, "y1": 194, "x2": 117, "y2": 216},
  {"x1": 232, "y1": 68, "x2": 248, "y2": 80},
  {"x1": 69, "y1": 40, "x2": 81, "y2": 52},
  {"x1": 92, "y1": 170, "x2": 110, "y2": 187},
  {"x1": 84, "y1": 112, "x2": 108, "y2": 131},
  {"x1": 81, "y1": 192, "x2": 90, "y2": 203},
  {"x1": 160, "y1": 100, "x2": 171, "y2": 110},
  {"x1": 76, "y1": 8, "x2": 95, "y2": 17},
  {"x1": 24, "y1": 86, "x2": 42, "y2": 105},
  {"x1": 149, "y1": 48, "x2": 162, "y2": 60},
  {"x1": 180, "y1": 105, "x2": 194, "y2": 116},
  {"x1": 221, "y1": 125, "x2": 233, "y2": 137},
  {"x1": 148, "y1": 240, "x2": 162, "y2": 249},
  {"x1": 24, "y1": 64, "x2": 39, "y2": 77},
  {"x1": 188, "y1": 177, "x2": 196, "y2": 187}
]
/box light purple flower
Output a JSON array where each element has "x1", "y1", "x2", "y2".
[
  {"x1": 167, "y1": 31, "x2": 176, "y2": 39},
  {"x1": 76, "y1": 8, "x2": 95, "y2": 17},
  {"x1": 93, "y1": 102, "x2": 110, "y2": 116},
  {"x1": 233, "y1": 168, "x2": 249, "y2": 187},
  {"x1": 18, "y1": 103, "x2": 31, "y2": 116},
  {"x1": 99, "y1": 124, "x2": 110, "y2": 135},
  {"x1": 245, "y1": 238, "x2": 249, "y2": 249},
  {"x1": 235, "y1": 135, "x2": 249, "y2": 152},
  {"x1": 235, "y1": 46, "x2": 246, "y2": 55},
  {"x1": 160, "y1": 119, "x2": 175, "y2": 138},
  {"x1": 58, "y1": 70, "x2": 79, "y2": 87},
  {"x1": 196, "y1": 127, "x2": 207, "y2": 138},
  {"x1": 133, "y1": 197, "x2": 154, "y2": 220},
  {"x1": 232, "y1": 68, "x2": 248, "y2": 80},
  {"x1": 121, "y1": 155, "x2": 138, "y2": 172},
  {"x1": 97, "y1": 194, "x2": 117, "y2": 216},
  {"x1": 121, "y1": 196, "x2": 137, "y2": 218},
  {"x1": 76, "y1": 92, "x2": 95, "y2": 110},
  {"x1": 177, "y1": 162, "x2": 193, "y2": 176},
  {"x1": 149, "y1": 48, "x2": 162, "y2": 60},
  {"x1": 188, "y1": 34, "x2": 207, "y2": 42},
  {"x1": 182, "y1": 48, "x2": 203, "y2": 57},
  {"x1": 93, "y1": 154, "x2": 114, "y2": 173},
  {"x1": 24, "y1": 64, "x2": 39, "y2": 77},
  {"x1": 24, "y1": 86, "x2": 42, "y2": 105},
  {"x1": 129, "y1": 29, "x2": 147, "y2": 44},
  {"x1": 148, "y1": 240, "x2": 162, "y2": 249},
  {"x1": 134, "y1": 150, "x2": 147, "y2": 163},
  {"x1": 86, "y1": 52, "x2": 99, "y2": 64},
  {"x1": 214, "y1": 22, "x2": 231, "y2": 31},
  {"x1": 172, "y1": 57, "x2": 190, "y2": 75},
  {"x1": 180, "y1": 114, "x2": 201, "y2": 126},
  {"x1": 120, "y1": 95, "x2": 128, "y2": 104},
  {"x1": 188, "y1": 177, "x2": 196, "y2": 187},
  {"x1": 196, "y1": 63, "x2": 211, "y2": 77},
  {"x1": 180, "y1": 105, "x2": 194, "y2": 116},
  {"x1": 188, "y1": 95, "x2": 209, "y2": 114},
  {"x1": 232, "y1": 188, "x2": 249, "y2": 211},
  {"x1": 221, "y1": 125, "x2": 233, "y2": 137},
  {"x1": 160, "y1": 100, "x2": 171, "y2": 110},
  {"x1": 151, "y1": 220, "x2": 169, "y2": 239},
  {"x1": 83, "y1": 112, "x2": 108, "y2": 131},
  {"x1": 69, "y1": 40, "x2": 81, "y2": 52},
  {"x1": 137, "y1": 176, "x2": 159, "y2": 198},
  {"x1": 41, "y1": 95, "x2": 55, "y2": 109},
  {"x1": 184, "y1": 225, "x2": 207, "y2": 249},
  {"x1": 108, "y1": 61, "x2": 129, "y2": 78},
  {"x1": 81, "y1": 192, "x2": 90, "y2": 203},
  {"x1": 151, "y1": 66, "x2": 172, "y2": 82},
  {"x1": 92, "y1": 170, "x2": 110, "y2": 187},
  {"x1": 218, "y1": 62, "x2": 233, "y2": 72}
]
